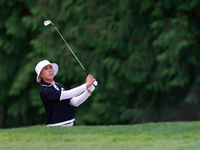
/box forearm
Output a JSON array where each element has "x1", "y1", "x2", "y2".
[
  {"x1": 69, "y1": 90, "x2": 91, "y2": 107},
  {"x1": 60, "y1": 84, "x2": 87, "y2": 100}
]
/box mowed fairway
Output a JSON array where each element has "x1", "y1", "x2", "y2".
[{"x1": 0, "y1": 121, "x2": 200, "y2": 150}]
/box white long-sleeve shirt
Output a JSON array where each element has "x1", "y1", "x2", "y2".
[{"x1": 59, "y1": 84, "x2": 91, "y2": 107}]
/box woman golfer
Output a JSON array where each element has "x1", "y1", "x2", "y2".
[{"x1": 35, "y1": 60, "x2": 97, "y2": 127}]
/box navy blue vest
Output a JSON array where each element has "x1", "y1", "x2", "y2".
[{"x1": 40, "y1": 82, "x2": 74, "y2": 125}]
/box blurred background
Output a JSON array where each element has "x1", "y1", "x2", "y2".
[{"x1": 0, "y1": 0, "x2": 200, "y2": 128}]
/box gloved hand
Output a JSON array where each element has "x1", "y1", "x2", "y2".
[{"x1": 88, "y1": 80, "x2": 98, "y2": 92}]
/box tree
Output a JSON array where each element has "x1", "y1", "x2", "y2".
[{"x1": 0, "y1": 0, "x2": 200, "y2": 128}]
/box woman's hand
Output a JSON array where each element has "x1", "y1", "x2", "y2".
[{"x1": 85, "y1": 74, "x2": 96, "y2": 89}]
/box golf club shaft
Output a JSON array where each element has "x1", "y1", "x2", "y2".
[
  {"x1": 54, "y1": 26, "x2": 89, "y2": 76},
  {"x1": 47, "y1": 21, "x2": 98, "y2": 89}
]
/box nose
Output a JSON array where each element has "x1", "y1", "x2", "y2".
[{"x1": 48, "y1": 68, "x2": 53, "y2": 72}]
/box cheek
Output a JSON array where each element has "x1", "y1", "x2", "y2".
[{"x1": 39, "y1": 70, "x2": 46, "y2": 78}]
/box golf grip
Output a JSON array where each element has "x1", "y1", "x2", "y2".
[
  {"x1": 84, "y1": 69, "x2": 98, "y2": 89},
  {"x1": 84, "y1": 69, "x2": 89, "y2": 76}
]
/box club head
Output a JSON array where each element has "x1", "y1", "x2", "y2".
[{"x1": 44, "y1": 20, "x2": 54, "y2": 26}]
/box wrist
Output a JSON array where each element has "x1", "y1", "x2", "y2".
[
  {"x1": 87, "y1": 89, "x2": 92, "y2": 94},
  {"x1": 85, "y1": 83, "x2": 89, "y2": 89}
]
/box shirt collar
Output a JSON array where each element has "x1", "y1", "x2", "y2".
[{"x1": 41, "y1": 81, "x2": 59, "y2": 90}]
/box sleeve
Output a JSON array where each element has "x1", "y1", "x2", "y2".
[
  {"x1": 40, "y1": 87, "x2": 61, "y2": 101},
  {"x1": 60, "y1": 84, "x2": 87, "y2": 100},
  {"x1": 69, "y1": 90, "x2": 91, "y2": 107}
]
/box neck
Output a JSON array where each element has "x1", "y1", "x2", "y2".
[{"x1": 43, "y1": 79, "x2": 54, "y2": 83}]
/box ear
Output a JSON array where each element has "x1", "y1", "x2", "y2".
[{"x1": 39, "y1": 72, "x2": 42, "y2": 78}]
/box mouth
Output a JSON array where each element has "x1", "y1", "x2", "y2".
[{"x1": 49, "y1": 73, "x2": 54, "y2": 76}]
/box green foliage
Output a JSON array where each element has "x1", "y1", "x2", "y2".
[{"x1": 0, "y1": 0, "x2": 200, "y2": 128}]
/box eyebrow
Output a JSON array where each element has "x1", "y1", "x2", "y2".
[{"x1": 45, "y1": 65, "x2": 52, "y2": 68}]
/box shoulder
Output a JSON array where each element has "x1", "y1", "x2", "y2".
[
  {"x1": 40, "y1": 85, "x2": 53, "y2": 96},
  {"x1": 56, "y1": 82, "x2": 68, "y2": 90},
  {"x1": 40, "y1": 83, "x2": 62, "y2": 101},
  {"x1": 40, "y1": 82, "x2": 54, "y2": 96}
]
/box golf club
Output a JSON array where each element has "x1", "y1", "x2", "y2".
[{"x1": 44, "y1": 20, "x2": 98, "y2": 89}]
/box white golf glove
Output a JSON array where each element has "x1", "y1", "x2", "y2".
[{"x1": 88, "y1": 81, "x2": 98, "y2": 92}]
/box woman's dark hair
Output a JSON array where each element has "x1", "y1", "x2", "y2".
[{"x1": 40, "y1": 79, "x2": 43, "y2": 85}]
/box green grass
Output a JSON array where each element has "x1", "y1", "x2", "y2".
[{"x1": 0, "y1": 121, "x2": 200, "y2": 150}]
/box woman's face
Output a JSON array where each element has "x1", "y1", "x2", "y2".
[{"x1": 39, "y1": 64, "x2": 54, "y2": 83}]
